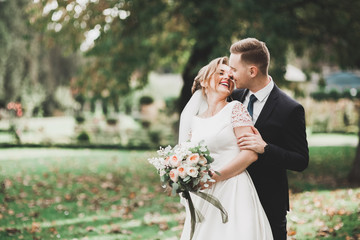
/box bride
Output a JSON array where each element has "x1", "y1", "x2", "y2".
[{"x1": 179, "y1": 57, "x2": 273, "y2": 239}]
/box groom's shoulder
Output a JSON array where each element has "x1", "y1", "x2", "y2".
[
  {"x1": 230, "y1": 89, "x2": 246, "y2": 101},
  {"x1": 276, "y1": 86, "x2": 303, "y2": 109}
]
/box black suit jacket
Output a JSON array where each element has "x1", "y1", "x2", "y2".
[{"x1": 232, "y1": 84, "x2": 309, "y2": 221}]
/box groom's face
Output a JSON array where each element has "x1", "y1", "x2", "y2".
[{"x1": 229, "y1": 53, "x2": 249, "y2": 89}]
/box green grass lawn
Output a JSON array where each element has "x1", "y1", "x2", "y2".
[{"x1": 0, "y1": 147, "x2": 359, "y2": 240}]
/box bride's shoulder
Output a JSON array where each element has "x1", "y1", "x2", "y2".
[
  {"x1": 230, "y1": 100, "x2": 242, "y2": 105},
  {"x1": 229, "y1": 101, "x2": 253, "y2": 126},
  {"x1": 229, "y1": 100, "x2": 249, "y2": 115},
  {"x1": 229, "y1": 100, "x2": 245, "y2": 108}
]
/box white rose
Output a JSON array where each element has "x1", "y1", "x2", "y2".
[
  {"x1": 186, "y1": 167, "x2": 199, "y2": 178},
  {"x1": 169, "y1": 155, "x2": 181, "y2": 167},
  {"x1": 186, "y1": 153, "x2": 200, "y2": 166}
]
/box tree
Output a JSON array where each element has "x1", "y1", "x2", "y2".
[
  {"x1": 0, "y1": 0, "x2": 80, "y2": 116},
  {"x1": 30, "y1": 0, "x2": 360, "y2": 182},
  {"x1": 30, "y1": 0, "x2": 189, "y2": 115},
  {"x1": 0, "y1": 0, "x2": 31, "y2": 106},
  {"x1": 349, "y1": 100, "x2": 360, "y2": 183}
]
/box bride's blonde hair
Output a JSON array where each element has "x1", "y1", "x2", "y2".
[{"x1": 191, "y1": 57, "x2": 229, "y2": 95}]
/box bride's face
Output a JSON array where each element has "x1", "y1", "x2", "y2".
[{"x1": 208, "y1": 64, "x2": 234, "y2": 97}]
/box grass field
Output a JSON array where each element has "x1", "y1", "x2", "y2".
[{"x1": 0, "y1": 147, "x2": 359, "y2": 240}]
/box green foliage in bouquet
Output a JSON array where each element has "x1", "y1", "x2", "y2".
[{"x1": 148, "y1": 140, "x2": 227, "y2": 239}]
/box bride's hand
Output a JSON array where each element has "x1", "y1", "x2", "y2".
[{"x1": 237, "y1": 126, "x2": 267, "y2": 154}]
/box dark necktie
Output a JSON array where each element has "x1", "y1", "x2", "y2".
[{"x1": 247, "y1": 94, "x2": 257, "y2": 118}]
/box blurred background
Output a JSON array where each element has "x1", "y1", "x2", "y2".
[{"x1": 0, "y1": 0, "x2": 360, "y2": 239}]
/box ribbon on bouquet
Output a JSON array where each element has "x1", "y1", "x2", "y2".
[{"x1": 181, "y1": 191, "x2": 228, "y2": 240}]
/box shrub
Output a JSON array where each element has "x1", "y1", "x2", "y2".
[
  {"x1": 77, "y1": 131, "x2": 90, "y2": 143},
  {"x1": 139, "y1": 96, "x2": 154, "y2": 105},
  {"x1": 106, "y1": 118, "x2": 118, "y2": 125},
  {"x1": 75, "y1": 115, "x2": 85, "y2": 124}
]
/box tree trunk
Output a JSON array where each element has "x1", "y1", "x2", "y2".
[{"x1": 348, "y1": 102, "x2": 360, "y2": 184}]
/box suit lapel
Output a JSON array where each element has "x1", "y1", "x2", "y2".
[{"x1": 254, "y1": 84, "x2": 279, "y2": 128}]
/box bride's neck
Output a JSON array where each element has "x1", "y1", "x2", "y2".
[{"x1": 204, "y1": 94, "x2": 228, "y2": 117}]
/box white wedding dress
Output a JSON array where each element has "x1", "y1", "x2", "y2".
[{"x1": 180, "y1": 101, "x2": 273, "y2": 240}]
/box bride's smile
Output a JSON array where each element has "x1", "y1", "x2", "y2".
[{"x1": 219, "y1": 79, "x2": 230, "y2": 88}]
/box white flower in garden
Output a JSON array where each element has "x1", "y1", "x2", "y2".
[
  {"x1": 186, "y1": 167, "x2": 199, "y2": 178},
  {"x1": 177, "y1": 165, "x2": 188, "y2": 178},
  {"x1": 169, "y1": 169, "x2": 179, "y2": 182},
  {"x1": 186, "y1": 153, "x2": 200, "y2": 166},
  {"x1": 169, "y1": 155, "x2": 181, "y2": 167}
]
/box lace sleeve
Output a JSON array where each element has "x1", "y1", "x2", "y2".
[{"x1": 231, "y1": 102, "x2": 253, "y2": 128}]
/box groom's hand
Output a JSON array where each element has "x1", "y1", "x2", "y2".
[{"x1": 237, "y1": 126, "x2": 267, "y2": 154}]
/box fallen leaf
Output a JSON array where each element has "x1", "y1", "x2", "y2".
[
  {"x1": 5, "y1": 228, "x2": 21, "y2": 234},
  {"x1": 3, "y1": 179, "x2": 13, "y2": 189},
  {"x1": 159, "y1": 222, "x2": 169, "y2": 231},
  {"x1": 337, "y1": 209, "x2": 347, "y2": 215},
  {"x1": 288, "y1": 230, "x2": 296, "y2": 236},
  {"x1": 129, "y1": 192, "x2": 136, "y2": 199},
  {"x1": 49, "y1": 227, "x2": 58, "y2": 234},
  {"x1": 110, "y1": 225, "x2": 122, "y2": 233},
  {"x1": 64, "y1": 194, "x2": 72, "y2": 201},
  {"x1": 30, "y1": 222, "x2": 41, "y2": 233},
  {"x1": 334, "y1": 222, "x2": 343, "y2": 231},
  {"x1": 86, "y1": 226, "x2": 95, "y2": 232}
]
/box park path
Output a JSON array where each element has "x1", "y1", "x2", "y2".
[{"x1": 307, "y1": 134, "x2": 358, "y2": 147}]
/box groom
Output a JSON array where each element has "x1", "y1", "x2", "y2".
[{"x1": 228, "y1": 38, "x2": 309, "y2": 239}]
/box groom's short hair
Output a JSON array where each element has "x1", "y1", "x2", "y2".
[{"x1": 230, "y1": 38, "x2": 270, "y2": 76}]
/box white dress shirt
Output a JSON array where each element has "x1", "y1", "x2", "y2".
[{"x1": 243, "y1": 77, "x2": 274, "y2": 124}]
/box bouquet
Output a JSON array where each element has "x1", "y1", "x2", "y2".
[
  {"x1": 148, "y1": 140, "x2": 215, "y2": 195},
  {"x1": 148, "y1": 140, "x2": 228, "y2": 239}
]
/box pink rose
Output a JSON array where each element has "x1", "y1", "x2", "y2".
[
  {"x1": 169, "y1": 155, "x2": 181, "y2": 167},
  {"x1": 177, "y1": 165, "x2": 188, "y2": 178},
  {"x1": 169, "y1": 169, "x2": 179, "y2": 182},
  {"x1": 186, "y1": 153, "x2": 200, "y2": 166}
]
